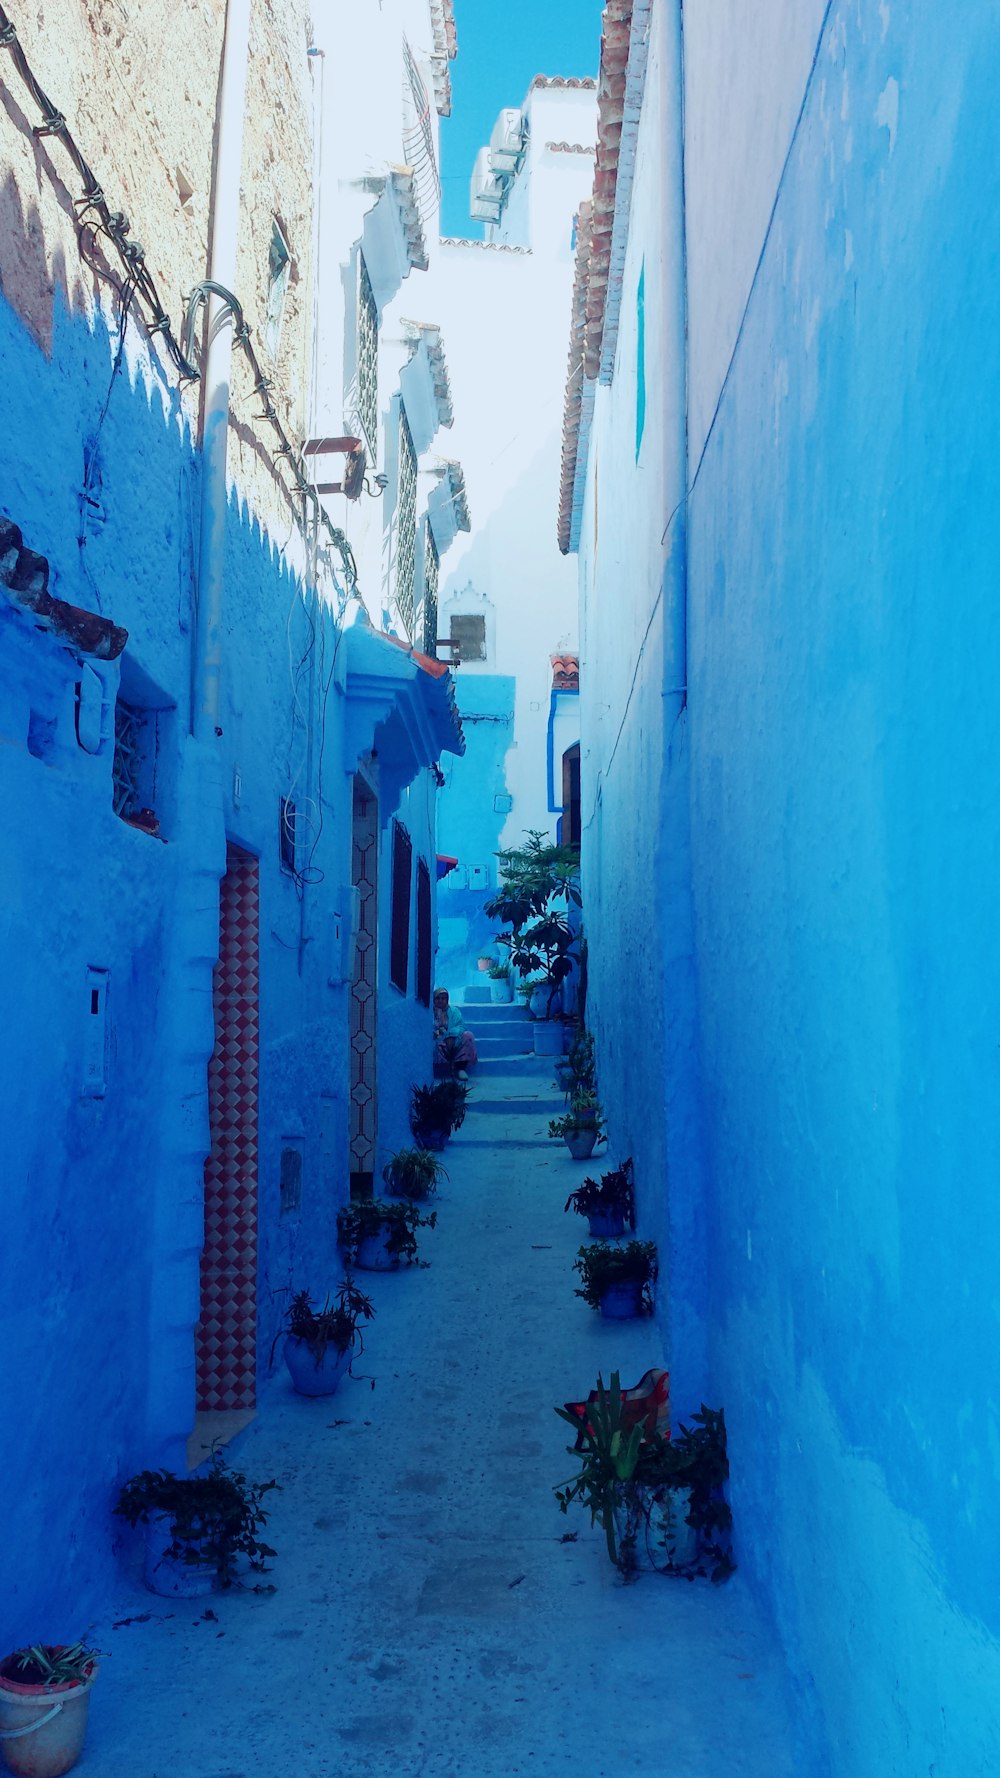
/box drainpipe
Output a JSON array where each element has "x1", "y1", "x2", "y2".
[{"x1": 192, "y1": 0, "x2": 253, "y2": 742}]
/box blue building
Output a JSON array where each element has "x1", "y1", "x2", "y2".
[
  {"x1": 1, "y1": 0, "x2": 463, "y2": 1644},
  {"x1": 562, "y1": 2, "x2": 1000, "y2": 1772}
]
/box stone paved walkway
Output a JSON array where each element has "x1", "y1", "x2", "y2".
[{"x1": 84, "y1": 1059, "x2": 797, "y2": 1778}]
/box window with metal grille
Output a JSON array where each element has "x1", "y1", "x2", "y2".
[
  {"x1": 396, "y1": 407, "x2": 417, "y2": 636},
  {"x1": 390, "y1": 820, "x2": 413, "y2": 993},
  {"x1": 422, "y1": 529, "x2": 439, "y2": 656},
  {"x1": 357, "y1": 253, "x2": 378, "y2": 453},
  {"x1": 449, "y1": 613, "x2": 487, "y2": 662},
  {"x1": 112, "y1": 701, "x2": 144, "y2": 818},
  {"x1": 416, "y1": 858, "x2": 432, "y2": 1006}
]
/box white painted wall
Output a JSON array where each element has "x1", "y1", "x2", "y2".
[
  {"x1": 682, "y1": 0, "x2": 828, "y2": 462},
  {"x1": 424, "y1": 82, "x2": 596, "y2": 854}
]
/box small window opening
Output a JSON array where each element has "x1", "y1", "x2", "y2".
[
  {"x1": 112, "y1": 699, "x2": 160, "y2": 832},
  {"x1": 265, "y1": 221, "x2": 292, "y2": 358},
  {"x1": 280, "y1": 1145, "x2": 303, "y2": 1216},
  {"x1": 449, "y1": 613, "x2": 487, "y2": 663},
  {"x1": 279, "y1": 796, "x2": 297, "y2": 874}
]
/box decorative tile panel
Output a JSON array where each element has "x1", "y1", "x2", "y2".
[{"x1": 196, "y1": 845, "x2": 260, "y2": 1412}]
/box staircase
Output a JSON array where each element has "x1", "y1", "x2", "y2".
[{"x1": 460, "y1": 983, "x2": 540, "y2": 1078}]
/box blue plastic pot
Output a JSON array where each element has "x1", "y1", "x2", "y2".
[
  {"x1": 599, "y1": 1280, "x2": 644, "y2": 1320},
  {"x1": 587, "y1": 1209, "x2": 626, "y2": 1239},
  {"x1": 283, "y1": 1334, "x2": 353, "y2": 1397}
]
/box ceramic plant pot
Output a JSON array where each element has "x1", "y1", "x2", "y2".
[
  {"x1": 283, "y1": 1334, "x2": 353, "y2": 1397},
  {"x1": 355, "y1": 1229, "x2": 401, "y2": 1271},
  {"x1": 143, "y1": 1514, "x2": 216, "y2": 1598},
  {"x1": 564, "y1": 1128, "x2": 598, "y2": 1160},
  {"x1": 490, "y1": 978, "x2": 513, "y2": 1003},
  {"x1": 598, "y1": 1279, "x2": 645, "y2": 1320},
  {"x1": 0, "y1": 1656, "x2": 96, "y2": 1778},
  {"x1": 529, "y1": 986, "x2": 550, "y2": 1020},
  {"x1": 587, "y1": 1208, "x2": 626, "y2": 1239},
  {"x1": 533, "y1": 1021, "x2": 563, "y2": 1057}
]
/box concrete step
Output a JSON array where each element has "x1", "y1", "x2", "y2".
[
  {"x1": 475, "y1": 1035, "x2": 534, "y2": 1059},
  {"x1": 461, "y1": 998, "x2": 529, "y2": 1022},
  {"x1": 471, "y1": 1055, "x2": 557, "y2": 1079},
  {"x1": 463, "y1": 985, "x2": 492, "y2": 1004}
]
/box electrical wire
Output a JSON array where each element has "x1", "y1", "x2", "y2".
[
  {"x1": 580, "y1": 0, "x2": 836, "y2": 837},
  {"x1": 0, "y1": 6, "x2": 360, "y2": 600}
]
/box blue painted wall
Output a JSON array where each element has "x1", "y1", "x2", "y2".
[
  {"x1": 436, "y1": 673, "x2": 516, "y2": 988},
  {"x1": 686, "y1": 8, "x2": 1000, "y2": 1769},
  {"x1": 0, "y1": 280, "x2": 354, "y2": 1645}
]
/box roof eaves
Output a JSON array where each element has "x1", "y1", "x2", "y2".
[
  {"x1": 0, "y1": 517, "x2": 127, "y2": 658},
  {"x1": 584, "y1": 0, "x2": 633, "y2": 381},
  {"x1": 599, "y1": 0, "x2": 653, "y2": 384},
  {"x1": 557, "y1": 199, "x2": 594, "y2": 555}
]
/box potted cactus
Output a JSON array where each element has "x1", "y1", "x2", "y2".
[
  {"x1": 564, "y1": 1158, "x2": 636, "y2": 1237},
  {"x1": 573, "y1": 1240, "x2": 657, "y2": 1319},
  {"x1": 337, "y1": 1198, "x2": 437, "y2": 1270},
  {"x1": 276, "y1": 1280, "x2": 375, "y2": 1396},
  {"x1": 0, "y1": 1643, "x2": 97, "y2": 1778}
]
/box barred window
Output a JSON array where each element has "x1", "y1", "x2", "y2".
[
  {"x1": 390, "y1": 820, "x2": 413, "y2": 993},
  {"x1": 422, "y1": 529, "x2": 439, "y2": 657},
  {"x1": 357, "y1": 254, "x2": 379, "y2": 453},
  {"x1": 112, "y1": 700, "x2": 146, "y2": 819},
  {"x1": 415, "y1": 859, "x2": 432, "y2": 1007},
  {"x1": 396, "y1": 407, "x2": 417, "y2": 636}
]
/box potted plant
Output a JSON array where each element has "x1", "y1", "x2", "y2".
[
  {"x1": 555, "y1": 1377, "x2": 733, "y2": 1578},
  {"x1": 0, "y1": 1644, "x2": 97, "y2": 1778},
  {"x1": 476, "y1": 953, "x2": 492, "y2": 972},
  {"x1": 565, "y1": 1158, "x2": 636, "y2": 1237},
  {"x1": 573, "y1": 1240, "x2": 657, "y2": 1319},
  {"x1": 410, "y1": 1079, "x2": 469, "y2": 1149},
  {"x1": 337, "y1": 1198, "x2": 437, "y2": 1270},
  {"x1": 276, "y1": 1280, "x2": 375, "y2": 1397},
  {"x1": 487, "y1": 960, "x2": 513, "y2": 1003},
  {"x1": 382, "y1": 1147, "x2": 448, "y2": 1200},
  {"x1": 114, "y1": 1455, "x2": 278, "y2": 1597},
  {"x1": 484, "y1": 831, "x2": 581, "y2": 1053},
  {"x1": 566, "y1": 1028, "x2": 597, "y2": 1094},
  {"x1": 548, "y1": 1092, "x2": 606, "y2": 1160}
]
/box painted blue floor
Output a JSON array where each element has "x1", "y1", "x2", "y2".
[{"x1": 84, "y1": 1056, "x2": 797, "y2": 1777}]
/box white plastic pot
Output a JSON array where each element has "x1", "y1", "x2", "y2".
[
  {"x1": 0, "y1": 1656, "x2": 95, "y2": 1778},
  {"x1": 613, "y1": 1484, "x2": 698, "y2": 1573},
  {"x1": 143, "y1": 1513, "x2": 216, "y2": 1598},
  {"x1": 355, "y1": 1229, "x2": 400, "y2": 1271},
  {"x1": 533, "y1": 1021, "x2": 562, "y2": 1057},
  {"x1": 283, "y1": 1333, "x2": 353, "y2": 1397}
]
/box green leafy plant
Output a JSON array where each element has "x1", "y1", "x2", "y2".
[
  {"x1": 336, "y1": 1198, "x2": 437, "y2": 1265},
  {"x1": 487, "y1": 960, "x2": 510, "y2": 980},
  {"x1": 549, "y1": 1092, "x2": 606, "y2": 1142},
  {"x1": 1, "y1": 1644, "x2": 97, "y2": 1688},
  {"x1": 573, "y1": 1240, "x2": 657, "y2": 1313},
  {"x1": 275, "y1": 1280, "x2": 375, "y2": 1370},
  {"x1": 566, "y1": 1029, "x2": 598, "y2": 1096},
  {"x1": 410, "y1": 1079, "x2": 469, "y2": 1140},
  {"x1": 554, "y1": 1377, "x2": 733, "y2": 1578},
  {"x1": 564, "y1": 1158, "x2": 636, "y2": 1226},
  {"x1": 484, "y1": 829, "x2": 581, "y2": 934},
  {"x1": 382, "y1": 1147, "x2": 448, "y2": 1200},
  {"x1": 115, "y1": 1455, "x2": 278, "y2": 1587},
  {"x1": 506, "y1": 911, "x2": 577, "y2": 1018}
]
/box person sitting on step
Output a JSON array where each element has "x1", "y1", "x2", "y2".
[{"x1": 433, "y1": 987, "x2": 478, "y2": 1079}]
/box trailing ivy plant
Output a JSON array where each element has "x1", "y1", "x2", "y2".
[
  {"x1": 115, "y1": 1454, "x2": 278, "y2": 1587},
  {"x1": 336, "y1": 1198, "x2": 437, "y2": 1265}
]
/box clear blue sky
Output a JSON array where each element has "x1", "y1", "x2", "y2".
[{"x1": 439, "y1": 0, "x2": 604, "y2": 237}]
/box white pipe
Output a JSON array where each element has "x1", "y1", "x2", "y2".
[{"x1": 192, "y1": 0, "x2": 252, "y2": 742}]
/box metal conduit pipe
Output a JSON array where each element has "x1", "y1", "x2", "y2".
[{"x1": 191, "y1": 0, "x2": 252, "y2": 742}]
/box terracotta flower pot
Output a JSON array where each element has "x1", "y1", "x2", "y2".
[{"x1": 0, "y1": 1654, "x2": 96, "y2": 1778}]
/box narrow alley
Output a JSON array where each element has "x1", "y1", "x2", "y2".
[{"x1": 85, "y1": 1002, "x2": 794, "y2": 1778}]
